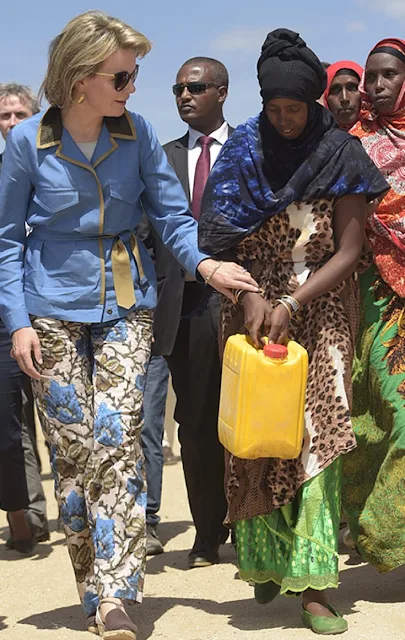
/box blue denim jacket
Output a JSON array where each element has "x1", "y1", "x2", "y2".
[{"x1": 0, "y1": 108, "x2": 208, "y2": 334}]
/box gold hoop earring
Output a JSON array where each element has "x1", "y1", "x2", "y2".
[{"x1": 73, "y1": 94, "x2": 85, "y2": 105}]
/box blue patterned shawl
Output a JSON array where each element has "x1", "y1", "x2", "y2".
[{"x1": 198, "y1": 114, "x2": 389, "y2": 255}]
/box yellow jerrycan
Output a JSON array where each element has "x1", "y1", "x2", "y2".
[{"x1": 218, "y1": 335, "x2": 308, "y2": 460}]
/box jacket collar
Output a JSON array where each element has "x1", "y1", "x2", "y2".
[
  {"x1": 36, "y1": 107, "x2": 136, "y2": 150},
  {"x1": 174, "y1": 133, "x2": 189, "y2": 149}
]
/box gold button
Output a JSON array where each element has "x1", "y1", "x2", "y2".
[{"x1": 107, "y1": 309, "x2": 112, "y2": 315}]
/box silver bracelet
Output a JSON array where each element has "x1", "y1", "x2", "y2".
[{"x1": 280, "y1": 294, "x2": 301, "y2": 314}]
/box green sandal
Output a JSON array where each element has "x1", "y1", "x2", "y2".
[{"x1": 302, "y1": 604, "x2": 348, "y2": 635}]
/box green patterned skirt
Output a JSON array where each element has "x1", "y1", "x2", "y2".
[
  {"x1": 343, "y1": 266, "x2": 405, "y2": 572},
  {"x1": 235, "y1": 459, "x2": 341, "y2": 595}
]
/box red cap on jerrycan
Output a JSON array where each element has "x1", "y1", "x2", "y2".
[{"x1": 263, "y1": 344, "x2": 288, "y2": 359}]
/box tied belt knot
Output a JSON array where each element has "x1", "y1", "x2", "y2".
[{"x1": 107, "y1": 232, "x2": 145, "y2": 309}]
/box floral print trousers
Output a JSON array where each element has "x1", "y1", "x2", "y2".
[{"x1": 31, "y1": 311, "x2": 153, "y2": 615}]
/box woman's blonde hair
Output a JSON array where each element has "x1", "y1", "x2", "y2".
[{"x1": 40, "y1": 11, "x2": 152, "y2": 108}]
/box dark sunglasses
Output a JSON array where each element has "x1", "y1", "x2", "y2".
[
  {"x1": 172, "y1": 82, "x2": 220, "y2": 98},
  {"x1": 96, "y1": 65, "x2": 139, "y2": 91}
]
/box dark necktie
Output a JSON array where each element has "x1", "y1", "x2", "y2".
[{"x1": 191, "y1": 135, "x2": 215, "y2": 220}]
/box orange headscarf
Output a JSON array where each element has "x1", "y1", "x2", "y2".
[{"x1": 324, "y1": 61, "x2": 364, "y2": 108}]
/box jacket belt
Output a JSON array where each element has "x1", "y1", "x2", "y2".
[{"x1": 30, "y1": 229, "x2": 144, "y2": 310}]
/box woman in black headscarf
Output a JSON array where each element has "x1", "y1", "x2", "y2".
[{"x1": 198, "y1": 29, "x2": 388, "y2": 635}]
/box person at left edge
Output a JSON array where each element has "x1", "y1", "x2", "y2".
[
  {"x1": 0, "y1": 83, "x2": 50, "y2": 552},
  {"x1": 0, "y1": 10, "x2": 259, "y2": 639}
]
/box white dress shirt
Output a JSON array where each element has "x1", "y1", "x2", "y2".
[{"x1": 187, "y1": 120, "x2": 229, "y2": 199}]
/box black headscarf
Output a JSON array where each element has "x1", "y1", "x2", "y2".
[
  {"x1": 258, "y1": 28, "x2": 327, "y2": 103},
  {"x1": 257, "y1": 29, "x2": 336, "y2": 192},
  {"x1": 198, "y1": 29, "x2": 389, "y2": 256}
]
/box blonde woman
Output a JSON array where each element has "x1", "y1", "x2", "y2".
[{"x1": 0, "y1": 11, "x2": 258, "y2": 639}]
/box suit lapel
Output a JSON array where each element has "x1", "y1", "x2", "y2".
[{"x1": 171, "y1": 134, "x2": 190, "y2": 203}]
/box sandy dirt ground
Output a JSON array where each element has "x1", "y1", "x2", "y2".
[{"x1": 1, "y1": 435, "x2": 405, "y2": 640}]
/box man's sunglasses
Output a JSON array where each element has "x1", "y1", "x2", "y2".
[
  {"x1": 172, "y1": 82, "x2": 220, "y2": 98},
  {"x1": 96, "y1": 65, "x2": 139, "y2": 92}
]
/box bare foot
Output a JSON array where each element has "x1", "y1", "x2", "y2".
[
  {"x1": 8, "y1": 510, "x2": 32, "y2": 541},
  {"x1": 302, "y1": 589, "x2": 335, "y2": 618}
]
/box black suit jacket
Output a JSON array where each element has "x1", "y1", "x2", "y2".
[{"x1": 148, "y1": 126, "x2": 235, "y2": 357}]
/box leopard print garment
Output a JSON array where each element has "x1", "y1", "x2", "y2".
[{"x1": 222, "y1": 199, "x2": 357, "y2": 524}]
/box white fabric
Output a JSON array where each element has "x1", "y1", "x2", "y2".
[
  {"x1": 187, "y1": 121, "x2": 229, "y2": 199},
  {"x1": 77, "y1": 140, "x2": 98, "y2": 162}
]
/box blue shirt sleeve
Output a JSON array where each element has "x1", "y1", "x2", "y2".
[
  {"x1": 136, "y1": 115, "x2": 210, "y2": 276},
  {"x1": 0, "y1": 128, "x2": 32, "y2": 334}
]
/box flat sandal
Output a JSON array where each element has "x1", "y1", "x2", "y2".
[
  {"x1": 96, "y1": 598, "x2": 137, "y2": 640},
  {"x1": 86, "y1": 613, "x2": 99, "y2": 635}
]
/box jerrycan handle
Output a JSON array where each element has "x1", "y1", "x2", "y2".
[{"x1": 263, "y1": 343, "x2": 288, "y2": 359}]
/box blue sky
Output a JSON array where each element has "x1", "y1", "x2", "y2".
[{"x1": 1, "y1": 0, "x2": 404, "y2": 152}]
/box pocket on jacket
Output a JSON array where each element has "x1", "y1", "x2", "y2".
[
  {"x1": 107, "y1": 179, "x2": 145, "y2": 204},
  {"x1": 32, "y1": 188, "x2": 79, "y2": 213}
]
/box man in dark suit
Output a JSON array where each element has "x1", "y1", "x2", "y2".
[
  {"x1": 152, "y1": 57, "x2": 234, "y2": 568},
  {"x1": 0, "y1": 83, "x2": 49, "y2": 550}
]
